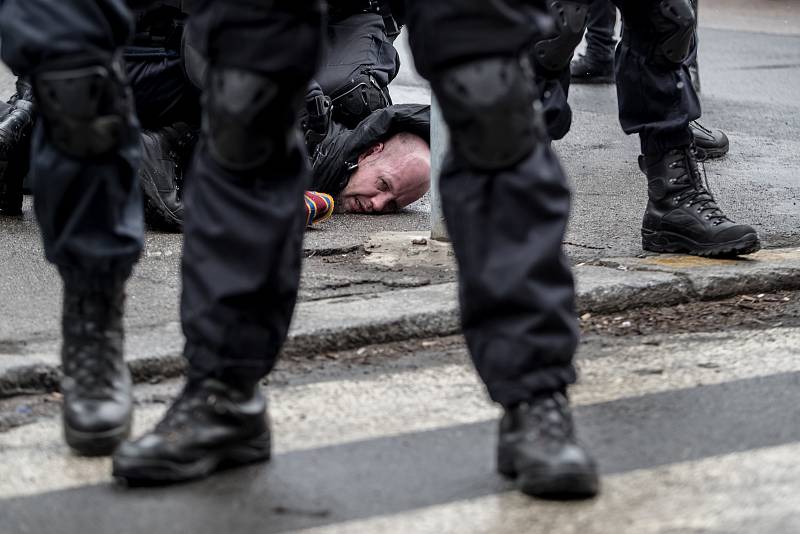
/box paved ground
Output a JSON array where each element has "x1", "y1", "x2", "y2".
[
  {"x1": 2, "y1": 295, "x2": 800, "y2": 533},
  {"x1": 1, "y1": 4, "x2": 799, "y2": 532},
  {"x1": 1, "y1": 9, "x2": 799, "y2": 350}
]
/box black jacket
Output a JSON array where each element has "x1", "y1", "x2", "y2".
[{"x1": 310, "y1": 104, "x2": 430, "y2": 196}]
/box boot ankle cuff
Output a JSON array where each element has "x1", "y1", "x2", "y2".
[
  {"x1": 185, "y1": 344, "x2": 265, "y2": 393},
  {"x1": 60, "y1": 267, "x2": 130, "y2": 293},
  {"x1": 641, "y1": 130, "x2": 694, "y2": 160}
]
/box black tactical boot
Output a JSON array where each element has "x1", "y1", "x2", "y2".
[
  {"x1": 641, "y1": 148, "x2": 760, "y2": 257},
  {"x1": 112, "y1": 378, "x2": 271, "y2": 485},
  {"x1": 497, "y1": 393, "x2": 599, "y2": 499},
  {"x1": 690, "y1": 121, "x2": 729, "y2": 161},
  {"x1": 61, "y1": 276, "x2": 132, "y2": 456},
  {"x1": 570, "y1": 54, "x2": 614, "y2": 84},
  {"x1": 0, "y1": 78, "x2": 35, "y2": 216},
  {"x1": 139, "y1": 123, "x2": 197, "y2": 232}
]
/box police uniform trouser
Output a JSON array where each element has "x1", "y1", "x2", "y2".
[
  {"x1": 540, "y1": 0, "x2": 701, "y2": 155},
  {"x1": 0, "y1": 0, "x2": 143, "y2": 290},
  {"x1": 406, "y1": 0, "x2": 579, "y2": 407},
  {"x1": 124, "y1": 46, "x2": 201, "y2": 130},
  {"x1": 0, "y1": 0, "x2": 579, "y2": 408},
  {"x1": 317, "y1": 11, "x2": 399, "y2": 98},
  {"x1": 585, "y1": 0, "x2": 618, "y2": 62}
]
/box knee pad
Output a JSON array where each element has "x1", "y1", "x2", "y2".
[
  {"x1": 432, "y1": 57, "x2": 545, "y2": 172},
  {"x1": 652, "y1": 0, "x2": 696, "y2": 64},
  {"x1": 203, "y1": 67, "x2": 300, "y2": 171},
  {"x1": 533, "y1": 1, "x2": 590, "y2": 72},
  {"x1": 33, "y1": 62, "x2": 132, "y2": 158}
]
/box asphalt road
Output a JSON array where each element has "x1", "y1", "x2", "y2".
[
  {"x1": 1, "y1": 8, "x2": 799, "y2": 531},
  {"x1": 2, "y1": 304, "x2": 800, "y2": 533},
  {"x1": 1, "y1": 13, "x2": 799, "y2": 351}
]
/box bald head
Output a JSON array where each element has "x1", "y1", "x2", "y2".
[{"x1": 338, "y1": 132, "x2": 431, "y2": 214}]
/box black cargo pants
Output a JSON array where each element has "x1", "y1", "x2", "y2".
[
  {"x1": 0, "y1": 0, "x2": 143, "y2": 286},
  {"x1": 542, "y1": 0, "x2": 702, "y2": 156},
  {"x1": 0, "y1": 0, "x2": 579, "y2": 408},
  {"x1": 124, "y1": 45, "x2": 200, "y2": 130},
  {"x1": 585, "y1": 0, "x2": 618, "y2": 63},
  {"x1": 0, "y1": 0, "x2": 203, "y2": 287}
]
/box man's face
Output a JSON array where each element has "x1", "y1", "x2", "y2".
[{"x1": 338, "y1": 141, "x2": 430, "y2": 214}]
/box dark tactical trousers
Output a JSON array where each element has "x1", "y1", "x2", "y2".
[
  {"x1": 317, "y1": 12, "x2": 400, "y2": 97},
  {"x1": 0, "y1": 0, "x2": 143, "y2": 285},
  {"x1": 0, "y1": 0, "x2": 579, "y2": 408},
  {"x1": 581, "y1": 0, "x2": 700, "y2": 69},
  {"x1": 124, "y1": 46, "x2": 201, "y2": 130},
  {"x1": 585, "y1": 0, "x2": 618, "y2": 62},
  {"x1": 406, "y1": 0, "x2": 579, "y2": 407},
  {"x1": 544, "y1": 0, "x2": 701, "y2": 155}
]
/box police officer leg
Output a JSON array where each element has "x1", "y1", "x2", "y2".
[
  {"x1": 322, "y1": 9, "x2": 400, "y2": 127},
  {"x1": 615, "y1": 0, "x2": 759, "y2": 257},
  {"x1": 682, "y1": 0, "x2": 729, "y2": 161},
  {"x1": 405, "y1": 0, "x2": 598, "y2": 499},
  {"x1": 125, "y1": 9, "x2": 203, "y2": 233},
  {"x1": 126, "y1": 46, "x2": 200, "y2": 232},
  {"x1": 531, "y1": 0, "x2": 592, "y2": 139},
  {"x1": 112, "y1": 0, "x2": 325, "y2": 485},
  {"x1": 688, "y1": 0, "x2": 701, "y2": 92},
  {"x1": 0, "y1": 0, "x2": 142, "y2": 455},
  {"x1": 571, "y1": 0, "x2": 617, "y2": 83}
]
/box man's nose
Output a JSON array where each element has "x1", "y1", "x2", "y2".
[{"x1": 372, "y1": 193, "x2": 393, "y2": 213}]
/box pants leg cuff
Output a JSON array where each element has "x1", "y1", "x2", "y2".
[
  {"x1": 185, "y1": 343, "x2": 272, "y2": 387},
  {"x1": 488, "y1": 365, "x2": 577, "y2": 409},
  {"x1": 59, "y1": 266, "x2": 131, "y2": 292}
]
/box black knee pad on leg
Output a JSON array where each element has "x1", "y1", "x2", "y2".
[
  {"x1": 432, "y1": 57, "x2": 545, "y2": 172},
  {"x1": 33, "y1": 61, "x2": 132, "y2": 158},
  {"x1": 651, "y1": 0, "x2": 696, "y2": 65},
  {"x1": 204, "y1": 67, "x2": 300, "y2": 171},
  {"x1": 533, "y1": 1, "x2": 590, "y2": 72}
]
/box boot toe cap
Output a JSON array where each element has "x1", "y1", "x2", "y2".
[
  {"x1": 716, "y1": 223, "x2": 759, "y2": 242},
  {"x1": 64, "y1": 398, "x2": 132, "y2": 433}
]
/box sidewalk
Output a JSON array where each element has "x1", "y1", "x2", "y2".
[{"x1": 3, "y1": 232, "x2": 800, "y2": 398}]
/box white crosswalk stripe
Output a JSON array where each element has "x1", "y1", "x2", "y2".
[{"x1": 1, "y1": 326, "x2": 800, "y2": 533}]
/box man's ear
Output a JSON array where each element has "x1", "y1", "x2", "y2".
[{"x1": 358, "y1": 142, "x2": 384, "y2": 163}]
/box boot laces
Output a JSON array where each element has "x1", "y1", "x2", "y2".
[
  {"x1": 689, "y1": 120, "x2": 712, "y2": 136},
  {"x1": 156, "y1": 388, "x2": 203, "y2": 432},
  {"x1": 523, "y1": 395, "x2": 575, "y2": 442},
  {"x1": 671, "y1": 148, "x2": 728, "y2": 226},
  {"x1": 63, "y1": 293, "x2": 123, "y2": 398},
  {"x1": 155, "y1": 383, "x2": 225, "y2": 433},
  {"x1": 65, "y1": 341, "x2": 119, "y2": 398}
]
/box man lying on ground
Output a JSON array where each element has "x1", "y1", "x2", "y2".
[
  {"x1": 0, "y1": 1, "x2": 427, "y2": 228},
  {"x1": 304, "y1": 90, "x2": 431, "y2": 215}
]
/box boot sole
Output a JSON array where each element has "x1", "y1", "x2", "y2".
[
  {"x1": 642, "y1": 230, "x2": 760, "y2": 258},
  {"x1": 112, "y1": 432, "x2": 272, "y2": 486},
  {"x1": 64, "y1": 419, "x2": 132, "y2": 457},
  {"x1": 498, "y1": 462, "x2": 599, "y2": 500}
]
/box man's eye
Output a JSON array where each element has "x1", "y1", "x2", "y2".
[{"x1": 378, "y1": 179, "x2": 389, "y2": 192}]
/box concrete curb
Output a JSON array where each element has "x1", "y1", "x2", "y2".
[{"x1": 3, "y1": 247, "x2": 800, "y2": 398}]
